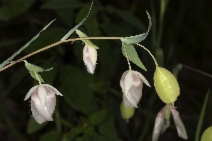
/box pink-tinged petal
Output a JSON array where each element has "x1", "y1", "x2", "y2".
[
  {"x1": 134, "y1": 71, "x2": 151, "y2": 87},
  {"x1": 31, "y1": 103, "x2": 45, "y2": 124},
  {"x1": 38, "y1": 85, "x2": 47, "y2": 106},
  {"x1": 124, "y1": 70, "x2": 134, "y2": 96},
  {"x1": 24, "y1": 85, "x2": 39, "y2": 100},
  {"x1": 43, "y1": 84, "x2": 63, "y2": 96},
  {"x1": 45, "y1": 87, "x2": 56, "y2": 115},
  {"x1": 85, "y1": 56, "x2": 96, "y2": 74},
  {"x1": 31, "y1": 92, "x2": 53, "y2": 122},
  {"x1": 170, "y1": 107, "x2": 188, "y2": 139},
  {"x1": 152, "y1": 109, "x2": 165, "y2": 141},
  {"x1": 126, "y1": 81, "x2": 143, "y2": 108},
  {"x1": 120, "y1": 71, "x2": 128, "y2": 92}
]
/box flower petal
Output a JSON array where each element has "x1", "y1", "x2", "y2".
[
  {"x1": 24, "y1": 85, "x2": 38, "y2": 100},
  {"x1": 31, "y1": 92, "x2": 53, "y2": 122},
  {"x1": 124, "y1": 70, "x2": 134, "y2": 96},
  {"x1": 123, "y1": 95, "x2": 133, "y2": 107},
  {"x1": 152, "y1": 110, "x2": 165, "y2": 141},
  {"x1": 45, "y1": 87, "x2": 56, "y2": 115},
  {"x1": 38, "y1": 85, "x2": 47, "y2": 106},
  {"x1": 170, "y1": 107, "x2": 188, "y2": 139},
  {"x1": 31, "y1": 102, "x2": 46, "y2": 124},
  {"x1": 120, "y1": 71, "x2": 128, "y2": 92},
  {"x1": 42, "y1": 84, "x2": 63, "y2": 96},
  {"x1": 134, "y1": 71, "x2": 151, "y2": 87}
]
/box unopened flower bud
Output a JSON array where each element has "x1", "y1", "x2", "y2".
[
  {"x1": 83, "y1": 45, "x2": 97, "y2": 74},
  {"x1": 120, "y1": 101, "x2": 135, "y2": 120},
  {"x1": 120, "y1": 70, "x2": 150, "y2": 108},
  {"x1": 201, "y1": 126, "x2": 212, "y2": 141},
  {"x1": 24, "y1": 84, "x2": 63, "y2": 124}
]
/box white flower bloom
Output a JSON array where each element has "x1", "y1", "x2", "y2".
[
  {"x1": 83, "y1": 44, "x2": 97, "y2": 74},
  {"x1": 24, "y1": 84, "x2": 63, "y2": 124},
  {"x1": 120, "y1": 70, "x2": 150, "y2": 108}
]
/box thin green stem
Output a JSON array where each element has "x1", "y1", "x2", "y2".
[
  {"x1": 123, "y1": 44, "x2": 132, "y2": 70},
  {"x1": 137, "y1": 44, "x2": 158, "y2": 67}
]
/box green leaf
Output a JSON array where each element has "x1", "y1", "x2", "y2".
[
  {"x1": 89, "y1": 109, "x2": 108, "y2": 125},
  {"x1": 60, "y1": 1, "x2": 93, "y2": 40},
  {"x1": 76, "y1": 30, "x2": 98, "y2": 49},
  {"x1": 24, "y1": 61, "x2": 45, "y2": 72},
  {"x1": 195, "y1": 90, "x2": 210, "y2": 141},
  {"x1": 0, "y1": 19, "x2": 55, "y2": 69},
  {"x1": 105, "y1": 5, "x2": 145, "y2": 31},
  {"x1": 120, "y1": 11, "x2": 152, "y2": 44},
  {"x1": 39, "y1": 131, "x2": 62, "y2": 141},
  {"x1": 27, "y1": 117, "x2": 47, "y2": 134},
  {"x1": 29, "y1": 71, "x2": 44, "y2": 83},
  {"x1": 0, "y1": 0, "x2": 35, "y2": 20},
  {"x1": 122, "y1": 43, "x2": 147, "y2": 71},
  {"x1": 41, "y1": 0, "x2": 82, "y2": 9}
]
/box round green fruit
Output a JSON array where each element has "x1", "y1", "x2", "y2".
[{"x1": 120, "y1": 101, "x2": 135, "y2": 119}]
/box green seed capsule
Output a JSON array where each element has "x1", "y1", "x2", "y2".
[
  {"x1": 153, "y1": 66, "x2": 180, "y2": 104},
  {"x1": 120, "y1": 101, "x2": 135, "y2": 119},
  {"x1": 201, "y1": 126, "x2": 212, "y2": 141}
]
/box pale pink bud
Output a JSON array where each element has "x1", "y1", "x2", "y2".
[
  {"x1": 120, "y1": 70, "x2": 150, "y2": 108},
  {"x1": 24, "y1": 84, "x2": 63, "y2": 124},
  {"x1": 83, "y1": 45, "x2": 97, "y2": 74}
]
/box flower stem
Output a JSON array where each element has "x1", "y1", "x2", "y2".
[
  {"x1": 123, "y1": 44, "x2": 132, "y2": 70},
  {"x1": 137, "y1": 43, "x2": 158, "y2": 67},
  {"x1": 0, "y1": 37, "x2": 121, "y2": 72}
]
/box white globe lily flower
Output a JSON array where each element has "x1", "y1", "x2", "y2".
[
  {"x1": 120, "y1": 70, "x2": 151, "y2": 108},
  {"x1": 83, "y1": 44, "x2": 97, "y2": 74},
  {"x1": 24, "y1": 84, "x2": 63, "y2": 124}
]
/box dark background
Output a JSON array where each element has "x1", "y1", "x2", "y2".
[{"x1": 0, "y1": 0, "x2": 211, "y2": 141}]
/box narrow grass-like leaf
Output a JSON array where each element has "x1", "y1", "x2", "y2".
[
  {"x1": 60, "y1": 1, "x2": 93, "y2": 41},
  {"x1": 0, "y1": 19, "x2": 55, "y2": 69},
  {"x1": 122, "y1": 43, "x2": 147, "y2": 71},
  {"x1": 120, "y1": 11, "x2": 152, "y2": 44},
  {"x1": 195, "y1": 90, "x2": 210, "y2": 141},
  {"x1": 76, "y1": 29, "x2": 98, "y2": 49}
]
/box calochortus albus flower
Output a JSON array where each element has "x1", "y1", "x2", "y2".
[
  {"x1": 24, "y1": 84, "x2": 63, "y2": 124},
  {"x1": 152, "y1": 105, "x2": 188, "y2": 141},
  {"x1": 83, "y1": 44, "x2": 97, "y2": 74},
  {"x1": 120, "y1": 70, "x2": 151, "y2": 108}
]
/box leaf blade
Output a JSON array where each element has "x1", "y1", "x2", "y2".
[
  {"x1": 120, "y1": 11, "x2": 152, "y2": 44},
  {"x1": 122, "y1": 43, "x2": 147, "y2": 71}
]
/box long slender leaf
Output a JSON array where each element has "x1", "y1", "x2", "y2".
[
  {"x1": 195, "y1": 90, "x2": 210, "y2": 141},
  {"x1": 60, "y1": 0, "x2": 93, "y2": 41},
  {"x1": 0, "y1": 19, "x2": 55, "y2": 69}
]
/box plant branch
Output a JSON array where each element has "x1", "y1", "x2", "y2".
[{"x1": 0, "y1": 37, "x2": 121, "y2": 72}]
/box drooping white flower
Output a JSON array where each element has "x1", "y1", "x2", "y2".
[
  {"x1": 83, "y1": 45, "x2": 97, "y2": 74},
  {"x1": 120, "y1": 70, "x2": 150, "y2": 108},
  {"x1": 152, "y1": 105, "x2": 188, "y2": 141},
  {"x1": 24, "y1": 84, "x2": 63, "y2": 124}
]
